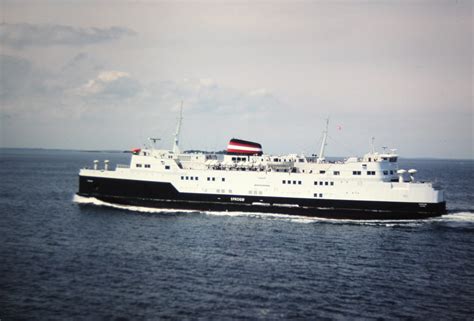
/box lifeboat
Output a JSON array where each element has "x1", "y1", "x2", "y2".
[{"x1": 226, "y1": 138, "x2": 263, "y2": 156}]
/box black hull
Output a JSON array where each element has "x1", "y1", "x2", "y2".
[{"x1": 77, "y1": 176, "x2": 446, "y2": 220}]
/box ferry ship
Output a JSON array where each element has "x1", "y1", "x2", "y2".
[{"x1": 77, "y1": 109, "x2": 446, "y2": 219}]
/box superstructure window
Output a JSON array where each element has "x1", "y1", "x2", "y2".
[
  {"x1": 136, "y1": 164, "x2": 142, "y2": 168},
  {"x1": 283, "y1": 180, "x2": 286, "y2": 184},
  {"x1": 222, "y1": 178, "x2": 225, "y2": 182},
  {"x1": 212, "y1": 177, "x2": 216, "y2": 181},
  {"x1": 367, "y1": 171, "x2": 376, "y2": 175},
  {"x1": 195, "y1": 177, "x2": 199, "y2": 181},
  {"x1": 352, "y1": 171, "x2": 361, "y2": 175},
  {"x1": 330, "y1": 182, "x2": 334, "y2": 186},
  {"x1": 298, "y1": 181, "x2": 302, "y2": 185},
  {"x1": 181, "y1": 176, "x2": 184, "y2": 180},
  {"x1": 164, "y1": 165, "x2": 170, "y2": 170},
  {"x1": 319, "y1": 170, "x2": 326, "y2": 174},
  {"x1": 144, "y1": 164, "x2": 151, "y2": 168},
  {"x1": 319, "y1": 181, "x2": 323, "y2": 185},
  {"x1": 389, "y1": 157, "x2": 397, "y2": 162},
  {"x1": 186, "y1": 176, "x2": 189, "y2": 180},
  {"x1": 293, "y1": 180, "x2": 296, "y2": 184},
  {"x1": 390, "y1": 170, "x2": 394, "y2": 175},
  {"x1": 333, "y1": 171, "x2": 340, "y2": 175},
  {"x1": 190, "y1": 177, "x2": 194, "y2": 180},
  {"x1": 383, "y1": 171, "x2": 388, "y2": 175},
  {"x1": 319, "y1": 193, "x2": 323, "y2": 197},
  {"x1": 207, "y1": 177, "x2": 210, "y2": 181},
  {"x1": 325, "y1": 182, "x2": 328, "y2": 185}
]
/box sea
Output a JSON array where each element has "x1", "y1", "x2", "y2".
[{"x1": 1, "y1": 148, "x2": 473, "y2": 320}]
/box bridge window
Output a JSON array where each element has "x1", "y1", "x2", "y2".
[{"x1": 389, "y1": 157, "x2": 397, "y2": 162}]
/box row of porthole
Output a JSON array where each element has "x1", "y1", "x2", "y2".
[
  {"x1": 314, "y1": 181, "x2": 335, "y2": 186},
  {"x1": 136, "y1": 164, "x2": 151, "y2": 168}
]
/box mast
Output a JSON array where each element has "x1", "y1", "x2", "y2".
[
  {"x1": 317, "y1": 118, "x2": 329, "y2": 163},
  {"x1": 172, "y1": 101, "x2": 183, "y2": 154}
]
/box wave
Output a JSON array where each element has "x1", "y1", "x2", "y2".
[{"x1": 73, "y1": 195, "x2": 473, "y2": 226}]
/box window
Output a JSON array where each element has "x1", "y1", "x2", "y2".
[
  {"x1": 293, "y1": 180, "x2": 296, "y2": 184},
  {"x1": 330, "y1": 182, "x2": 334, "y2": 186},
  {"x1": 353, "y1": 171, "x2": 361, "y2": 175},
  {"x1": 314, "y1": 181, "x2": 317, "y2": 185},
  {"x1": 190, "y1": 177, "x2": 194, "y2": 180},
  {"x1": 314, "y1": 193, "x2": 318, "y2": 197},
  {"x1": 136, "y1": 164, "x2": 142, "y2": 168},
  {"x1": 212, "y1": 177, "x2": 215, "y2": 181},
  {"x1": 283, "y1": 180, "x2": 286, "y2": 184},
  {"x1": 144, "y1": 164, "x2": 151, "y2": 168},
  {"x1": 320, "y1": 170, "x2": 326, "y2": 174},
  {"x1": 389, "y1": 157, "x2": 397, "y2": 163},
  {"x1": 298, "y1": 181, "x2": 302, "y2": 185},
  {"x1": 222, "y1": 178, "x2": 225, "y2": 182},
  {"x1": 319, "y1": 181, "x2": 323, "y2": 185},
  {"x1": 186, "y1": 176, "x2": 189, "y2": 180},
  {"x1": 207, "y1": 177, "x2": 210, "y2": 181},
  {"x1": 367, "y1": 171, "x2": 375, "y2": 175},
  {"x1": 164, "y1": 165, "x2": 170, "y2": 170},
  {"x1": 181, "y1": 176, "x2": 184, "y2": 180},
  {"x1": 325, "y1": 182, "x2": 328, "y2": 186},
  {"x1": 383, "y1": 171, "x2": 388, "y2": 175},
  {"x1": 333, "y1": 171, "x2": 340, "y2": 175},
  {"x1": 390, "y1": 170, "x2": 394, "y2": 175},
  {"x1": 362, "y1": 164, "x2": 367, "y2": 169},
  {"x1": 319, "y1": 193, "x2": 323, "y2": 197},
  {"x1": 232, "y1": 157, "x2": 236, "y2": 161},
  {"x1": 195, "y1": 177, "x2": 199, "y2": 181}
]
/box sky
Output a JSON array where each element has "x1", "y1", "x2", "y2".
[{"x1": 0, "y1": 0, "x2": 472, "y2": 159}]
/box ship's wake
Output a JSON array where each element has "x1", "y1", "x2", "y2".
[{"x1": 73, "y1": 195, "x2": 473, "y2": 227}]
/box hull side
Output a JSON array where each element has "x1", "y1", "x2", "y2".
[{"x1": 78, "y1": 175, "x2": 446, "y2": 220}]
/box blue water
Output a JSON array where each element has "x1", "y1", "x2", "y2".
[{"x1": 1, "y1": 149, "x2": 473, "y2": 320}]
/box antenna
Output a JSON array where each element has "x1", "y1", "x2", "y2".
[
  {"x1": 172, "y1": 101, "x2": 183, "y2": 154},
  {"x1": 148, "y1": 137, "x2": 161, "y2": 150},
  {"x1": 317, "y1": 118, "x2": 329, "y2": 163}
]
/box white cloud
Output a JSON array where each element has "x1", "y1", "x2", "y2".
[{"x1": 73, "y1": 70, "x2": 142, "y2": 100}]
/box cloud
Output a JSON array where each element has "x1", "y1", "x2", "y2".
[
  {"x1": 150, "y1": 78, "x2": 283, "y2": 116},
  {"x1": 0, "y1": 23, "x2": 136, "y2": 48},
  {"x1": 74, "y1": 70, "x2": 142, "y2": 99}
]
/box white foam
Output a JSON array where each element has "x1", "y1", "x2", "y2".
[
  {"x1": 434, "y1": 212, "x2": 474, "y2": 223},
  {"x1": 73, "y1": 194, "x2": 197, "y2": 214},
  {"x1": 72, "y1": 195, "x2": 473, "y2": 226}
]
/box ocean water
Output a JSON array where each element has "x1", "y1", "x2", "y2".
[{"x1": 1, "y1": 149, "x2": 473, "y2": 320}]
